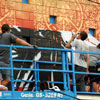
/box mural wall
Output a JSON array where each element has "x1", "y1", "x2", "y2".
[{"x1": 0, "y1": 0, "x2": 100, "y2": 40}]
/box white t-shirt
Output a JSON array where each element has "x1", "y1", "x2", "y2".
[{"x1": 71, "y1": 39, "x2": 89, "y2": 68}]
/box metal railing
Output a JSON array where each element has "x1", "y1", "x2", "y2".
[
  {"x1": 0, "y1": 44, "x2": 99, "y2": 100},
  {"x1": 0, "y1": 45, "x2": 77, "y2": 100}
]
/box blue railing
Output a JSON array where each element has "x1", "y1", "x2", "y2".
[{"x1": 0, "y1": 45, "x2": 99, "y2": 100}]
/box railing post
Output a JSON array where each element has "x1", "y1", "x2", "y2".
[
  {"x1": 34, "y1": 61, "x2": 38, "y2": 91},
  {"x1": 71, "y1": 51, "x2": 77, "y2": 97},
  {"x1": 65, "y1": 52, "x2": 70, "y2": 90},
  {"x1": 37, "y1": 62, "x2": 40, "y2": 91},
  {"x1": 10, "y1": 45, "x2": 15, "y2": 97},
  {"x1": 61, "y1": 51, "x2": 68, "y2": 91}
]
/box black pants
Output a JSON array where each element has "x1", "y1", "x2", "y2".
[{"x1": 75, "y1": 65, "x2": 87, "y2": 91}]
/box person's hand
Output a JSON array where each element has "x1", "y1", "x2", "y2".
[
  {"x1": 32, "y1": 45, "x2": 38, "y2": 49},
  {"x1": 72, "y1": 34, "x2": 76, "y2": 40}
]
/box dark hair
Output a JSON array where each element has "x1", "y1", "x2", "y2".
[
  {"x1": 80, "y1": 31, "x2": 88, "y2": 40},
  {"x1": 1, "y1": 24, "x2": 10, "y2": 33},
  {"x1": 97, "y1": 43, "x2": 100, "y2": 49}
]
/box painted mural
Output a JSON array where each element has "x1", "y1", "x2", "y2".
[
  {"x1": 0, "y1": 0, "x2": 100, "y2": 40},
  {"x1": 8, "y1": 27, "x2": 64, "y2": 91}
]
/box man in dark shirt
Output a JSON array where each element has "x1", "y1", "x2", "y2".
[
  {"x1": 88, "y1": 43, "x2": 100, "y2": 92},
  {"x1": 0, "y1": 24, "x2": 37, "y2": 90}
]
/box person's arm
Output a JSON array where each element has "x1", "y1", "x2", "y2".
[
  {"x1": 16, "y1": 38, "x2": 33, "y2": 47},
  {"x1": 9, "y1": 33, "x2": 38, "y2": 48},
  {"x1": 65, "y1": 34, "x2": 76, "y2": 48}
]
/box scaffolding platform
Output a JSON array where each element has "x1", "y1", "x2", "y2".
[{"x1": 0, "y1": 45, "x2": 100, "y2": 100}]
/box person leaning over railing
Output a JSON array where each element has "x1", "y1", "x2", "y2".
[
  {"x1": 0, "y1": 24, "x2": 38, "y2": 91},
  {"x1": 65, "y1": 31, "x2": 89, "y2": 92},
  {"x1": 88, "y1": 43, "x2": 100, "y2": 92}
]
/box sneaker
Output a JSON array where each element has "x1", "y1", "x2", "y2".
[{"x1": 0, "y1": 85, "x2": 8, "y2": 91}]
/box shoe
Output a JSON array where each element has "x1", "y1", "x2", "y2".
[{"x1": 0, "y1": 85, "x2": 8, "y2": 91}]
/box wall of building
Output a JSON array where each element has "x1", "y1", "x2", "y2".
[{"x1": 0, "y1": 0, "x2": 100, "y2": 40}]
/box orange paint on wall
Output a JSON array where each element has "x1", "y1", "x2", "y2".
[
  {"x1": 0, "y1": 0, "x2": 100, "y2": 40},
  {"x1": 15, "y1": 18, "x2": 23, "y2": 26},
  {"x1": 15, "y1": 11, "x2": 30, "y2": 20},
  {"x1": 22, "y1": 20, "x2": 35, "y2": 29}
]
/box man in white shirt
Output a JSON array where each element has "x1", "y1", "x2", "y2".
[{"x1": 66, "y1": 31, "x2": 89, "y2": 91}]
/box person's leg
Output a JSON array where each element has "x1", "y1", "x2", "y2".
[
  {"x1": 0, "y1": 75, "x2": 2, "y2": 85},
  {"x1": 92, "y1": 82, "x2": 98, "y2": 92},
  {"x1": 0, "y1": 67, "x2": 10, "y2": 90},
  {"x1": 1, "y1": 69, "x2": 10, "y2": 86},
  {"x1": 76, "y1": 73, "x2": 86, "y2": 91},
  {"x1": 1, "y1": 62, "x2": 10, "y2": 86},
  {"x1": 0, "y1": 62, "x2": 10, "y2": 91},
  {"x1": 75, "y1": 65, "x2": 86, "y2": 91},
  {"x1": 89, "y1": 66, "x2": 98, "y2": 92},
  {"x1": 1, "y1": 79, "x2": 10, "y2": 86}
]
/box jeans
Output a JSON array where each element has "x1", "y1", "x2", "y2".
[{"x1": 0, "y1": 62, "x2": 10, "y2": 80}]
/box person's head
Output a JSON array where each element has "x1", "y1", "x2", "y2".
[
  {"x1": 77, "y1": 31, "x2": 88, "y2": 41},
  {"x1": 97, "y1": 43, "x2": 100, "y2": 49},
  {"x1": 1, "y1": 24, "x2": 10, "y2": 33}
]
